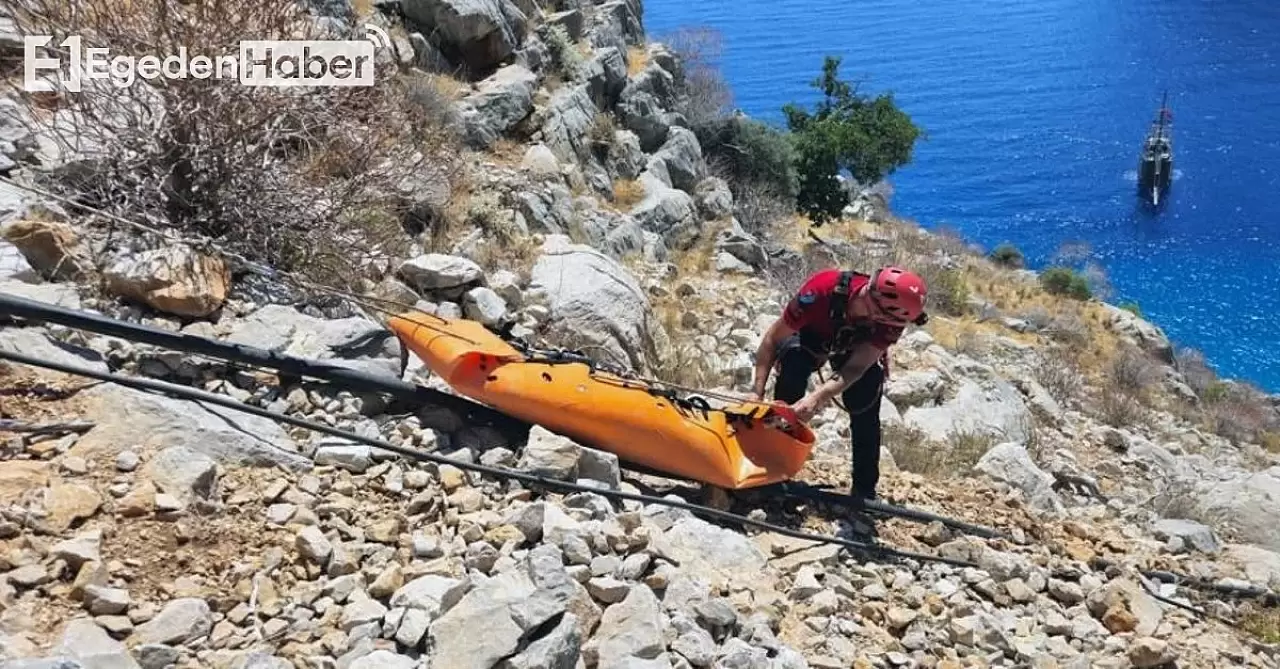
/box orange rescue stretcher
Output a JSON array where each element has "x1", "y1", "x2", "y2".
[{"x1": 385, "y1": 310, "x2": 817, "y2": 490}]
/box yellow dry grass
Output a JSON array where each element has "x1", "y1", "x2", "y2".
[
  {"x1": 611, "y1": 179, "x2": 647, "y2": 210},
  {"x1": 627, "y1": 45, "x2": 650, "y2": 76},
  {"x1": 488, "y1": 138, "x2": 527, "y2": 167},
  {"x1": 426, "y1": 73, "x2": 471, "y2": 101}
]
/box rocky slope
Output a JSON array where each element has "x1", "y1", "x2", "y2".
[{"x1": 3, "y1": 0, "x2": 1280, "y2": 668}]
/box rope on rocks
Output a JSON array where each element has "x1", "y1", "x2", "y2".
[{"x1": 0, "y1": 347, "x2": 982, "y2": 570}]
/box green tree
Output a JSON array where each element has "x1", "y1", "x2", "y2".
[{"x1": 782, "y1": 56, "x2": 922, "y2": 224}]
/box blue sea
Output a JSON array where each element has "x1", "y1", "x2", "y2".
[{"x1": 643, "y1": 0, "x2": 1280, "y2": 392}]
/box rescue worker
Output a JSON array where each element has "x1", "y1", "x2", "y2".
[{"x1": 749, "y1": 266, "x2": 929, "y2": 502}]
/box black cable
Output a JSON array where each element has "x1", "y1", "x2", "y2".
[
  {"x1": 0, "y1": 292, "x2": 1013, "y2": 539},
  {"x1": 0, "y1": 348, "x2": 981, "y2": 569},
  {"x1": 0, "y1": 291, "x2": 523, "y2": 433}
]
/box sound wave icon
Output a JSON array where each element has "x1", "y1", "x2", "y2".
[{"x1": 363, "y1": 24, "x2": 391, "y2": 50}]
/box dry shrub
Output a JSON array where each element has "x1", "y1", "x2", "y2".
[
  {"x1": 611, "y1": 179, "x2": 646, "y2": 210},
  {"x1": 648, "y1": 340, "x2": 724, "y2": 391},
  {"x1": 6, "y1": 0, "x2": 463, "y2": 291},
  {"x1": 887, "y1": 424, "x2": 995, "y2": 477},
  {"x1": 467, "y1": 203, "x2": 540, "y2": 277},
  {"x1": 945, "y1": 428, "x2": 998, "y2": 472},
  {"x1": 916, "y1": 262, "x2": 969, "y2": 317},
  {"x1": 732, "y1": 182, "x2": 793, "y2": 238},
  {"x1": 661, "y1": 26, "x2": 733, "y2": 131},
  {"x1": 765, "y1": 243, "x2": 837, "y2": 299},
  {"x1": 1202, "y1": 384, "x2": 1278, "y2": 446},
  {"x1": 1174, "y1": 346, "x2": 1219, "y2": 397},
  {"x1": 589, "y1": 112, "x2": 618, "y2": 149},
  {"x1": 626, "y1": 45, "x2": 650, "y2": 77},
  {"x1": 1110, "y1": 345, "x2": 1160, "y2": 394},
  {"x1": 1045, "y1": 311, "x2": 1091, "y2": 349},
  {"x1": 1096, "y1": 386, "x2": 1146, "y2": 428},
  {"x1": 1033, "y1": 346, "x2": 1084, "y2": 404},
  {"x1": 1020, "y1": 306, "x2": 1053, "y2": 331},
  {"x1": 1239, "y1": 604, "x2": 1280, "y2": 644},
  {"x1": 885, "y1": 424, "x2": 933, "y2": 474}
]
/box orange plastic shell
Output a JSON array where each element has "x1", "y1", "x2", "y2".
[{"x1": 386, "y1": 311, "x2": 816, "y2": 490}]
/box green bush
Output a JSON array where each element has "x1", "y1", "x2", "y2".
[
  {"x1": 919, "y1": 264, "x2": 969, "y2": 317},
  {"x1": 781, "y1": 56, "x2": 921, "y2": 224},
  {"x1": 989, "y1": 243, "x2": 1024, "y2": 269},
  {"x1": 698, "y1": 116, "x2": 799, "y2": 202},
  {"x1": 542, "y1": 24, "x2": 584, "y2": 79},
  {"x1": 1119, "y1": 301, "x2": 1142, "y2": 317},
  {"x1": 1040, "y1": 267, "x2": 1092, "y2": 300}
]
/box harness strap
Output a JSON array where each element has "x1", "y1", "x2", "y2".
[{"x1": 829, "y1": 270, "x2": 856, "y2": 330}]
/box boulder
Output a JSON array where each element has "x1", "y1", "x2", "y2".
[
  {"x1": 1085, "y1": 579, "x2": 1163, "y2": 637},
  {"x1": 514, "y1": 185, "x2": 574, "y2": 234},
  {"x1": 1222, "y1": 545, "x2": 1280, "y2": 590},
  {"x1": 0, "y1": 238, "x2": 35, "y2": 281},
  {"x1": 134, "y1": 598, "x2": 213, "y2": 646},
  {"x1": 72, "y1": 383, "x2": 308, "y2": 471},
  {"x1": 53, "y1": 618, "x2": 139, "y2": 669},
  {"x1": 585, "y1": 47, "x2": 628, "y2": 109},
  {"x1": 402, "y1": 0, "x2": 528, "y2": 75},
  {"x1": 650, "y1": 516, "x2": 770, "y2": 589},
  {"x1": 427, "y1": 549, "x2": 573, "y2": 669},
  {"x1": 498, "y1": 612, "x2": 580, "y2": 669},
  {"x1": 712, "y1": 220, "x2": 767, "y2": 269},
  {"x1": 973, "y1": 443, "x2": 1063, "y2": 514},
  {"x1": 541, "y1": 84, "x2": 598, "y2": 165},
  {"x1": 622, "y1": 62, "x2": 676, "y2": 108},
  {"x1": 616, "y1": 91, "x2": 670, "y2": 153},
  {"x1": 1182, "y1": 467, "x2": 1280, "y2": 552},
  {"x1": 607, "y1": 130, "x2": 646, "y2": 181},
  {"x1": 521, "y1": 143, "x2": 560, "y2": 176},
  {"x1": 588, "y1": 0, "x2": 644, "y2": 52},
  {"x1": 546, "y1": 9, "x2": 584, "y2": 40},
  {"x1": 144, "y1": 446, "x2": 219, "y2": 505},
  {"x1": 1101, "y1": 303, "x2": 1174, "y2": 363},
  {"x1": 650, "y1": 127, "x2": 705, "y2": 194},
  {"x1": 459, "y1": 64, "x2": 538, "y2": 149},
  {"x1": 902, "y1": 376, "x2": 1032, "y2": 445},
  {"x1": 694, "y1": 178, "x2": 733, "y2": 220},
  {"x1": 0, "y1": 328, "x2": 107, "y2": 373},
  {"x1": 569, "y1": 204, "x2": 647, "y2": 261},
  {"x1": 1152, "y1": 518, "x2": 1220, "y2": 554},
  {"x1": 527, "y1": 235, "x2": 663, "y2": 372},
  {"x1": 714, "y1": 252, "x2": 753, "y2": 275},
  {"x1": 463, "y1": 286, "x2": 509, "y2": 326},
  {"x1": 630, "y1": 172, "x2": 699, "y2": 251},
  {"x1": 350, "y1": 651, "x2": 418, "y2": 669},
  {"x1": 0, "y1": 460, "x2": 51, "y2": 506},
  {"x1": 39, "y1": 481, "x2": 101, "y2": 532},
  {"x1": 398, "y1": 253, "x2": 484, "y2": 294},
  {"x1": 0, "y1": 219, "x2": 89, "y2": 281},
  {"x1": 104, "y1": 246, "x2": 229, "y2": 318},
  {"x1": 595, "y1": 584, "x2": 665, "y2": 667},
  {"x1": 518, "y1": 426, "x2": 582, "y2": 481},
  {"x1": 225, "y1": 304, "x2": 401, "y2": 376},
  {"x1": 885, "y1": 369, "x2": 946, "y2": 408}
]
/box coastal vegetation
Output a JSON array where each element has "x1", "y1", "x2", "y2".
[
  {"x1": 665, "y1": 35, "x2": 922, "y2": 229},
  {"x1": 783, "y1": 56, "x2": 923, "y2": 224}
]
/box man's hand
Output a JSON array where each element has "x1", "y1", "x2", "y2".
[{"x1": 790, "y1": 393, "x2": 823, "y2": 422}]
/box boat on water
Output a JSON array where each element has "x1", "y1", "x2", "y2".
[
  {"x1": 1138, "y1": 91, "x2": 1174, "y2": 206},
  {"x1": 385, "y1": 310, "x2": 817, "y2": 490}
]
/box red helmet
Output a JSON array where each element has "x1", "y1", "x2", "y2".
[{"x1": 866, "y1": 266, "x2": 927, "y2": 325}]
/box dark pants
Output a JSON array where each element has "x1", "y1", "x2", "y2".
[{"x1": 773, "y1": 333, "x2": 885, "y2": 500}]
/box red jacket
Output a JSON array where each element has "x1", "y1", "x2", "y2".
[{"x1": 782, "y1": 269, "x2": 902, "y2": 373}]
